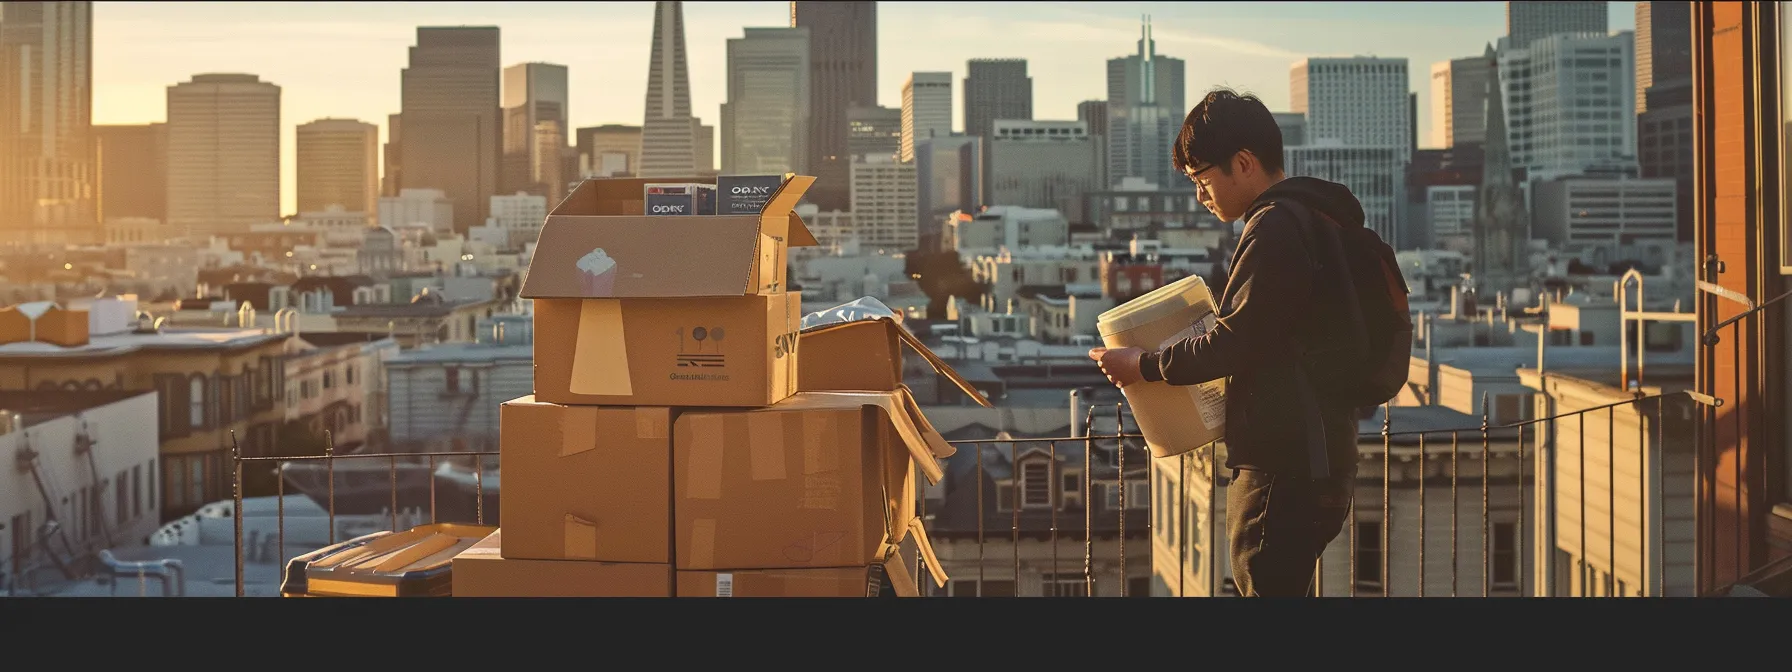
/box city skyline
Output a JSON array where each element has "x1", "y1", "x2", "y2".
[{"x1": 88, "y1": 1, "x2": 1636, "y2": 215}]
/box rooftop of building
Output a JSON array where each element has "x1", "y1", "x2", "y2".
[
  {"x1": 0, "y1": 327, "x2": 286, "y2": 358},
  {"x1": 0, "y1": 389, "x2": 154, "y2": 430},
  {"x1": 335, "y1": 298, "x2": 494, "y2": 319},
  {"x1": 385, "y1": 342, "x2": 533, "y2": 365}
]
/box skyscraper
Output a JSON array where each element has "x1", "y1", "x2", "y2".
[
  {"x1": 1292, "y1": 57, "x2": 1412, "y2": 158},
  {"x1": 1497, "y1": 31, "x2": 1636, "y2": 183},
  {"x1": 1106, "y1": 17, "x2": 1186, "y2": 191},
  {"x1": 502, "y1": 62, "x2": 570, "y2": 202},
  {"x1": 964, "y1": 59, "x2": 1033, "y2": 199},
  {"x1": 901, "y1": 72, "x2": 953, "y2": 164},
  {"x1": 792, "y1": 2, "x2": 877, "y2": 210},
  {"x1": 0, "y1": 1, "x2": 93, "y2": 246},
  {"x1": 297, "y1": 119, "x2": 380, "y2": 216},
  {"x1": 1430, "y1": 56, "x2": 1490, "y2": 148},
  {"x1": 1635, "y1": 1, "x2": 1691, "y2": 115},
  {"x1": 721, "y1": 27, "x2": 809, "y2": 175},
  {"x1": 639, "y1": 1, "x2": 700, "y2": 178},
  {"x1": 165, "y1": 74, "x2": 281, "y2": 238},
  {"x1": 1506, "y1": 1, "x2": 1608, "y2": 49},
  {"x1": 92, "y1": 123, "x2": 167, "y2": 225},
  {"x1": 577, "y1": 125, "x2": 642, "y2": 178},
  {"x1": 847, "y1": 106, "x2": 902, "y2": 161},
  {"x1": 1471, "y1": 44, "x2": 1528, "y2": 296},
  {"x1": 399, "y1": 26, "x2": 501, "y2": 234}
]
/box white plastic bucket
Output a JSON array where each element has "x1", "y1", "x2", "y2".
[{"x1": 1096, "y1": 275, "x2": 1226, "y2": 458}]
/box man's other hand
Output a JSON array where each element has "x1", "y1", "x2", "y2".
[{"x1": 1088, "y1": 346, "x2": 1147, "y2": 388}]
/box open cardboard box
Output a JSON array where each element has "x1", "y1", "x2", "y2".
[
  {"x1": 497, "y1": 397, "x2": 675, "y2": 563},
  {"x1": 797, "y1": 315, "x2": 991, "y2": 407},
  {"x1": 520, "y1": 174, "x2": 817, "y2": 299},
  {"x1": 673, "y1": 390, "x2": 956, "y2": 573},
  {"x1": 523, "y1": 174, "x2": 815, "y2": 407}
]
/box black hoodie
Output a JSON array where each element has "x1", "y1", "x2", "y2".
[{"x1": 1137, "y1": 176, "x2": 1366, "y2": 478}]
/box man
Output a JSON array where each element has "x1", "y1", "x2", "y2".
[{"x1": 1089, "y1": 88, "x2": 1365, "y2": 597}]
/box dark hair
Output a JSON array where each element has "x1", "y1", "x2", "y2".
[{"x1": 1171, "y1": 87, "x2": 1285, "y2": 177}]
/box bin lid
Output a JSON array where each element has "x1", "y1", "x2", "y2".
[
  {"x1": 1096, "y1": 274, "x2": 1216, "y2": 337},
  {"x1": 282, "y1": 523, "x2": 496, "y2": 597}
]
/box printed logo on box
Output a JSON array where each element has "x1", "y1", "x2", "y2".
[{"x1": 675, "y1": 325, "x2": 726, "y2": 368}]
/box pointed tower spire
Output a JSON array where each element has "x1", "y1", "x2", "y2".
[
  {"x1": 1138, "y1": 15, "x2": 1156, "y2": 105},
  {"x1": 1471, "y1": 42, "x2": 1529, "y2": 296},
  {"x1": 639, "y1": 1, "x2": 698, "y2": 177}
]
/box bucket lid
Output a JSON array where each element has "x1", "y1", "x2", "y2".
[{"x1": 1096, "y1": 274, "x2": 1215, "y2": 336}]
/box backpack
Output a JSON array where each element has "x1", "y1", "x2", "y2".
[{"x1": 1279, "y1": 200, "x2": 1414, "y2": 410}]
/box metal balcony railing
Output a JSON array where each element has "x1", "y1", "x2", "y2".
[{"x1": 227, "y1": 389, "x2": 1716, "y2": 597}]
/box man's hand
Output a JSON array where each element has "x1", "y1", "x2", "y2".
[{"x1": 1089, "y1": 346, "x2": 1148, "y2": 388}]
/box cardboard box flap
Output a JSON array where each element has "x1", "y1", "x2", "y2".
[
  {"x1": 895, "y1": 385, "x2": 956, "y2": 460},
  {"x1": 907, "y1": 518, "x2": 948, "y2": 588},
  {"x1": 799, "y1": 317, "x2": 991, "y2": 407},
  {"x1": 892, "y1": 322, "x2": 992, "y2": 407},
  {"x1": 520, "y1": 174, "x2": 816, "y2": 299},
  {"x1": 763, "y1": 175, "x2": 818, "y2": 247},
  {"x1": 766, "y1": 391, "x2": 948, "y2": 485}
]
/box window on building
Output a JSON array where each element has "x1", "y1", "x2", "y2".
[
  {"x1": 116, "y1": 471, "x2": 128, "y2": 526},
  {"x1": 147, "y1": 459, "x2": 157, "y2": 513},
  {"x1": 1128, "y1": 576, "x2": 1152, "y2": 597},
  {"x1": 1043, "y1": 573, "x2": 1090, "y2": 597},
  {"x1": 445, "y1": 367, "x2": 461, "y2": 395},
  {"x1": 1492, "y1": 521, "x2": 1519, "y2": 588},
  {"x1": 1355, "y1": 521, "x2": 1383, "y2": 589},
  {"x1": 189, "y1": 377, "x2": 206, "y2": 429},
  {"x1": 132, "y1": 465, "x2": 142, "y2": 519},
  {"x1": 1022, "y1": 460, "x2": 1052, "y2": 508}
]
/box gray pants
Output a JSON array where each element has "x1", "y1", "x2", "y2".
[{"x1": 1226, "y1": 464, "x2": 1357, "y2": 597}]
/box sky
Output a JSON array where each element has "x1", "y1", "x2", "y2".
[{"x1": 91, "y1": 1, "x2": 1637, "y2": 216}]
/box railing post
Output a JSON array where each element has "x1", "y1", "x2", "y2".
[{"x1": 231, "y1": 430, "x2": 243, "y2": 598}]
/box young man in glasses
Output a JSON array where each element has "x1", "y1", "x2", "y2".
[{"x1": 1089, "y1": 88, "x2": 1368, "y2": 597}]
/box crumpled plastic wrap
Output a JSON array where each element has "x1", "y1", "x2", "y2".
[{"x1": 800, "y1": 296, "x2": 900, "y2": 331}]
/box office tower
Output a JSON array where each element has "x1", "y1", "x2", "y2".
[
  {"x1": 166, "y1": 74, "x2": 281, "y2": 238},
  {"x1": 502, "y1": 62, "x2": 570, "y2": 202},
  {"x1": 93, "y1": 124, "x2": 167, "y2": 225},
  {"x1": 1506, "y1": 1, "x2": 1608, "y2": 49},
  {"x1": 848, "y1": 155, "x2": 918, "y2": 251},
  {"x1": 1472, "y1": 44, "x2": 1529, "y2": 296},
  {"x1": 721, "y1": 27, "x2": 810, "y2": 175},
  {"x1": 1107, "y1": 17, "x2": 1186, "y2": 191},
  {"x1": 914, "y1": 134, "x2": 982, "y2": 248},
  {"x1": 0, "y1": 1, "x2": 93, "y2": 246},
  {"x1": 577, "y1": 125, "x2": 643, "y2": 178},
  {"x1": 382, "y1": 113, "x2": 403, "y2": 197},
  {"x1": 1079, "y1": 100, "x2": 1111, "y2": 190},
  {"x1": 901, "y1": 72, "x2": 953, "y2": 163},
  {"x1": 695, "y1": 121, "x2": 715, "y2": 174},
  {"x1": 297, "y1": 119, "x2": 380, "y2": 216},
  {"x1": 964, "y1": 58, "x2": 1033, "y2": 199},
  {"x1": 1292, "y1": 57, "x2": 1412, "y2": 158},
  {"x1": 1635, "y1": 1, "x2": 1691, "y2": 115},
  {"x1": 1430, "y1": 57, "x2": 1491, "y2": 148},
  {"x1": 640, "y1": 1, "x2": 699, "y2": 178},
  {"x1": 1498, "y1": 32, "x2": 1636, "y2": 183},
  {"x1": 847, "y1": 106, "x2": 901, "y2": 161},
  {"x1": 399, "y1": 26, "x2": 501, "y2": 235},
  {"x1": 792, "y1": 1, "x2": 877, "y2": 209},
  {"x1": 989, "y1": 120, "x2": 1100, "y2": 221},
  {"x1": 1273, "y1": 112, "x2": 1306, "y2": 147}
]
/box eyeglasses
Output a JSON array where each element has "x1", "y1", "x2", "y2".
[{"x1": 1185, "y1": 164, "x2": 1220, "y2": 188}]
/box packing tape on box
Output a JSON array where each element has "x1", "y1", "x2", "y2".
[
  {"x1": 748, "y1": 412, "x2": 787, "y2": 481},
  {"x1": 570, "y1": 300, "x2": 634, "y2": 396},
  {"x1": 560, "y1": 406, "x2": 600, "y2": 457},
  {"x1": 801, "y1": 412, "x2": 840, "y2": 475},
  {"x1": 686, "y1": 414, "x2": 724, "y2": 500},
  {"x1": 564, "y1": 514, "x2": 599, "y2": 560},
  {"x1": 689, "y1": 518, "x2": 716, "y2": 569},
  {"x1": 636, "y1": 407, "x2": 670, "y2": 439}
]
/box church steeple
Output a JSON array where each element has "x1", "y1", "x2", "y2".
[{"x1": 1471, "y1": 42, "x2": 1530, "y2": 297}]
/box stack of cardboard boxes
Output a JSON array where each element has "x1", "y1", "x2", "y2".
[{"x1": 451, "y1": 175, "x2": 991, "y2": 597}]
